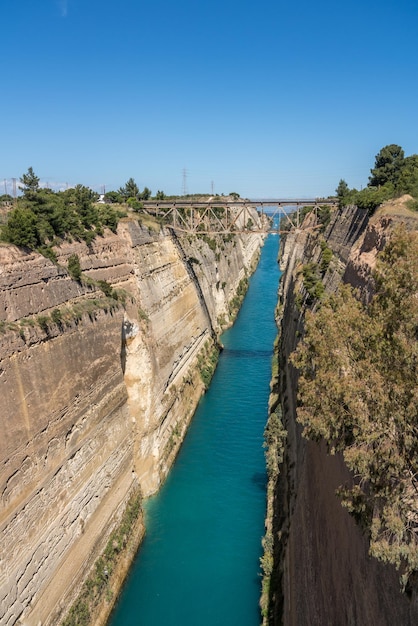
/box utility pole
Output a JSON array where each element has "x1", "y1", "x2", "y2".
[
  {"x1": 182, "y1": 168, "x2": 188, "y2": 196},
  {"x1": 12, "y1": 178, "x2": 17, "y2": 203},
  {"x1": 4, "y1": 179, "x2": 7, "y2": 195},
  {"x1": 211, "y1": 180, "x2": 214, "y2": 195}
]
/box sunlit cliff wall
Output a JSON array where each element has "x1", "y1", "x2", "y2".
[{"x1": 0, "y1": 214, "x2": 263, "y2": 626}]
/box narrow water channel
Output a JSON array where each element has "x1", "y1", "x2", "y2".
[{"x1": 110, "y1": 234, "x2": 281, "y2": 625}]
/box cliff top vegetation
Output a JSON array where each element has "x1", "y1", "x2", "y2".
[
  {"x1": 0, "y1": 168, "x2": 128, "y2": 259},
  {"x1": 291, "y1": 225, "x2": 418, "y2": 589},
  {"x1": 336, "y1": 144, "x2": 418, "y2": 214}
]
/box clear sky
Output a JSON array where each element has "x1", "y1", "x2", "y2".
[{"x1": 2, "y1": 0, "x2": 418, "y2": 198}]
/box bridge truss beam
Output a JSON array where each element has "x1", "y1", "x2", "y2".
[{"x1": 140, "y1": 199, "x2": 336, "y2": 235}]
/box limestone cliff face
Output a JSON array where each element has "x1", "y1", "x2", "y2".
[
  {"x1": 0, "y1": 216, "x2": 263, "y2": 626},
  {"x1": 268, "y1": 201, "x2": 418, "y2": 625}
]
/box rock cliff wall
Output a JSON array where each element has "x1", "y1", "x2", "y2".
[
  {"x1": 267, "y1": 200, "x2": 418, "y2": 625},
  {"x1": 0, "y1": 215, "x2": 264, "y2": 625}
]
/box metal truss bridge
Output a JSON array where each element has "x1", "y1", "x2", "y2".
[{"x1": 140, "y1": 198, "x2": 337, "y2": 235}]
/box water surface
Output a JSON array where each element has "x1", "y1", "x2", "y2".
[{"x1": 110, "y1": 234, "x2": 281, "y2": 625}]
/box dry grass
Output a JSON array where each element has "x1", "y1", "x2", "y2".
[{"x1": 373, "y1": 194, "x2": 418, "y2": 224}]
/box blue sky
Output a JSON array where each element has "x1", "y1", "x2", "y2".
[{"x1": 1, "y1": 0, "x2": 418, "y2": 198}]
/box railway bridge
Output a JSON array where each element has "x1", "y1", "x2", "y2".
[{"x1": 140, "y1": 198, "x2": 337, "y2": 234}]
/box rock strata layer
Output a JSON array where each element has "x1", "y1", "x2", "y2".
[{"x1": 0, "y1": 215, "x2": 263, "y2": 625}]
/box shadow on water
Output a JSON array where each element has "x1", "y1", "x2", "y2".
[
  {"x1": 222, "y1": 347, "x2": 273, "y2": 359},
  {"x1": 252, "y1": 471, "x2": 268, "y2": 492}
]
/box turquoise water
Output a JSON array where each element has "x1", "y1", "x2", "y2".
[{"x1": 109, "y1": 234, "x2": 281, "y2": 626}]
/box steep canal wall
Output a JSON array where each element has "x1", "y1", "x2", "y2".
[
  {"x1": 110, "y1": 232, "x2": 281, "y2": 626},
  {"x1": 264, "y1": 198, "x2": 418, "y2": 625},
  {"x1": 0, "y1": 212, "x2": 264, "y2": 625}
]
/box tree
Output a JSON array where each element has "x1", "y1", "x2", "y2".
[
  {"x1": 368, "y1": 144, "x2": 405, "y2": 188},
  {"x1": 155, "y1": 190, "x2": 165, "y2": 200},
  {"x1": 104, "y1": 190, "x2": 122, "y2": 204},
  {"x1": 2, "y1": 206, "x2": 39, "y2": 247},
  {"x1": 20, "y1": 167, "x2": 40, "y2": 197},
  {"x1": 396, "y1": 154, "x2": 418, "y2": 196},
  {"x1": 291, "y1": 226, "x2": 418, "y2": 587},
  {"x1": 70, "y1": 185, "x2": 100, "y2": 232},
  {"x1": 98, "y1": 205, "x2": 121, "y2": 232},
  {"x1": 118, "y1": 178, "x2": 139, "y2": 200},
  {"x1": 354, "y1": 184, "x2": 394, "y2": 214},
  {"x1": 126, "y1": 197, "x2": 143, "y2": 211},
  {"x1": 67, "y1": 253, "x2": 82, "y2": 281},
  {"x1": 140, "y1": 186, "x2": 151, "y2": 200},
  {"x1": 335, "y1": 179, "x2": 350, "y2": 207}
]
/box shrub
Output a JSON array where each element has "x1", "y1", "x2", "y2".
[
  {"x1": 319, "y1": 240, "x2": 333, "y2": 274},
  {"x1": 37, "y1": 315, "x2": 49, "y2": 333},
  {"x1": 97, "y1": 280, "x2": 114, "y2": 299},
  {"x1": 51, "y1": 308, "x2": 63, "y2": 327},
  {"x1": 67, "y1": 254, "x2": 82, "y2": 282}
]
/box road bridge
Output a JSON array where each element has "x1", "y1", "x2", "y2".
[{"x1": 140, "y1": 198, "x2": 337, "y2": 235}]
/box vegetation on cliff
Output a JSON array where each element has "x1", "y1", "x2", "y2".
[
  {"x1": 61, "y1": 489, "x2": 143, "y2": 626},
  {"x1": 197, "y1": 340, "x2": 220, "y2": 389},
  {"x1": 229, "y1": 275, "x2": 249, "y2": 319},
  {"x1": 336, "y1": 144, "x2": 418, "y2": 213},
  {"x1": 0, "y1": 168, "x2": 126, "y2": 255},
  {"x1": 260, "y1": 335, "x2": 287, "y2": 623},
  {"x1": 291, "y1": 226, "x2": 418, "y2": 587}
]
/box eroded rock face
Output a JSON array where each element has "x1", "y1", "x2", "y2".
[
  {"x1": 0, "y1": 218, "x2": 264, "y2": 625},
  {"x1": 269, "y1": 204, "x2": 418, "y2": 625}
]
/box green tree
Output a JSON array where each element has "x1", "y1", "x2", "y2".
[
  {"x1": 355, "y1": 183, "x2": 394, "y2": 213},
  {"x1": 20, "y1": 166, "x2": 40, "y2": 192},
  {"x1": 98, "y1": 205, "x2": 121, "y2": 232},
  {"x1": 71, "y1": 185, "x2": 100, "y2": 232},
  {"x1": 2, "y1": 206, "x2": 39, "y2": 247},
  {"x1": 20, "y1": 166, "x2": 40, "y2": 197},
  {"x1": 368, "y1": 144, "x2": 405, "y2": 188},
  {"x1": 103, "y1": 190, "x2": 122, "y2": 203},
  {"x1": 397, "y1": 154, "x2": 418, "y2": 196},
  {"x1": 140, "y1": 186, "x2": 152, "y2": 200},
  {"x1": 336, "y1": 179, "x2": 350, "y2": 207},
  {"x1": 126, "y1": 197, "x2": 143, "y2": 212},
  {"x1": 291, "y1": 226, "x2": 418, "y2": 587},
  {"x1": 118, "y1": 178, "x2": 139, "y2": 200},
  {"x1": 155, "y1": 190, "x2": 165, "y2": 200},
  {"x1": 67, "y1": 253, "x2": 82, "y2": 281}
]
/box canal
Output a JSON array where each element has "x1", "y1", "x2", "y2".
[{"x1": 110, "y1": 233, "x2": 281, "y2": 625}]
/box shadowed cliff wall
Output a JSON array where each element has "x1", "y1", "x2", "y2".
[{"x1": 267, "y1": 202, "x2": 418, "y2": 625}]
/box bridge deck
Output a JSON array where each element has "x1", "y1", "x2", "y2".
[{"x1": 142, "y1": 198, "x2": 336, "y2": 209}]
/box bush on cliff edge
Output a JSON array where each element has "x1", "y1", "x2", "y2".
[{"x1": 291, "y1": 226, "x2": 418, "y2": 589}]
